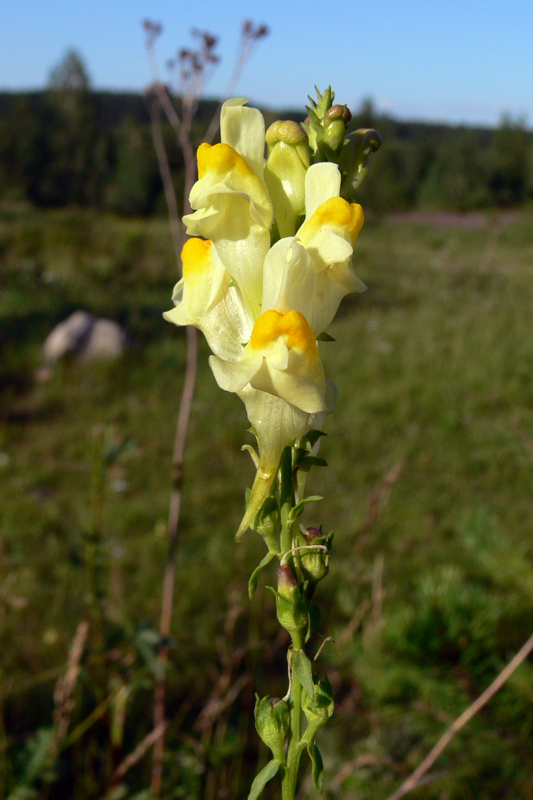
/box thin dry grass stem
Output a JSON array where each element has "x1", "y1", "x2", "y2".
[
  {"x1": 331, "y1": 753, "x2": 397, "y2": 792},
  {"x1": 411, "y1": 699, "x2": 454, "y2": 726},
  {"x1": 53, "y1": 620, "x2": 89, "y2": 743},
  {"x1": 198, "y1": 587, "x2": 248, "y2": 800},
  {"x1": 352, "y1": 461, "x2": 404, "y2": 563},
  {"x1": 313, "y1": 636, "x2": 336, "y2": 662},
  {"x1": 113, "y1": 721, "x2": 167, "y2": 781},
  {"x1": 385, "y1": 631, "x2": 533, "y2": 800},
  {"x1": 202, "y1": 673, "x2": 250, "y2": 800},
  {"x1": 196, "y1": 587, "x2": 247, "y2": 737},
  {"x1": 151, "y1": 323, "x2": 198, "y2": 796},
  {"x1": 338, "y1": 599, "x2": 371, "y2": 646},
  {"x1": 371, "y1": 553, "x2": 384, "y2": 626},
  {"x1": 361, "y1": 554, "x2": 385, "y2": 648},
  {"x1": 196, "y1": 673, "x2": 250, "y2": 736},
  {"x1": 143, "y1": 22, "x2": 267, "y2": 795},
  {"x1": 146, "y1": 28, "x2": 202, "y2": 787},
  {"x1": 203, "y1": 20, "x2": 269, "y2": 144},
  {"x1": 63, "y1": 685, "x2": 123, "y2": 748},
  {"x1": 146, "y1": 93, "x2": 182, "y2": 262}
]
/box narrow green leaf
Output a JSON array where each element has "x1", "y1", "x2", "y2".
[
  {"x1": 317, "y1": 331, "x2": 336, "y2": 342},
  {"x1": 297, "y1": 456, "x2": 328, "y2": 473},
  {"x1": 299, "y1": 429, "x2": 327, "y2": 452},
  {"x1": 289, "y1": 495, "x2": 323, "y2": 522},
  {"x1": 307, "y1": 743, "x2": 324, "y2": 792},
  {"x1": 247, "y1": 759, "x2": 279, "y2": 800},
  {"x1": 249, "y1": 551, "x2": 276, "y2": 599},
  {"x1": 292, "y1": 650, "x2": 314, "y2": 700}
]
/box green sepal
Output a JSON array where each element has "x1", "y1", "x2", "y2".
[
  {"x1": 254, "y1": 495, "x2": 279, "y2": 538},
  {"x1": 254, "y1": 695, "x2": 290, "y2": 761},
  {"x1": 247, "y1": 759, "x2": 280, "y2": 800},
  {"x1": 317, "y1": 331, "x2": 336, "y2": 342},
  {"x1": 251, "y1": 494, "x2": 280, "y2": 554},
  {"x1": 249, "y1": 551, "x2": 277, "y2": 600},
  {"x1": 300, "y1": 530, "x2": 333, "y2": 588},
  {"x1": 303, "y1": 87, "x2": 335, "y2": 158},
  {"x1": 292, "y1": 649, "x2": 314, "y2": 700},
  {"x1": 302, "y1": 675, "x2": 334, "y2": 739},
  {"x1": 307, "y1": 743, "x2": 324, "y2": 793},
  {"x1": 306, "y1": 602, "x2": 321, "y2": 642},
  {"x1": 269, "y1": 585, "x2": 308, "y2": 646}
]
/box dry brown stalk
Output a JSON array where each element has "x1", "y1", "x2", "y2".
[
  {"x1": 331, "y1": 753, "x2": 397, "y2": 792},
  {"x1": 196, "y1": 587, "x2": 247, "y2": 736},
  {"x1": 113, "y1": 721, "x2": 167, "y2": 781},
  {"x1": 338, "y1": 599, "x2": 371, "y2": 645},
  {"x1": 371, "y1": 553, "x2": 384, "y2": 625},
  {"x1": 53, "y1": 620, "x2": 89, "y2": 742},
  {"x1": 143, "y1": 20, "x2": 268, "y2": 796},
  {"x1": 196, "y1": 673, "x2": 250, "y2": 735},
  {"x1": 146, "y1": 88, "x2": 183, "y2": 261},
  {"x1": 352, "y1": 461, "x2": 404, "y2": 563},
  {"x1": 386, "y1": 631, "x2": 533, "y2": 800},
  {"x1": 151, "y1": 322, "x2": 198, "y2": 795}
]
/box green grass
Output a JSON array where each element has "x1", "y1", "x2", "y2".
[{"x1": 1, "y1": 207, "x2": 532, "y2": 799}]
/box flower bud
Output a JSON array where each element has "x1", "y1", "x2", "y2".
[
  {"x1": 276, "y1": 564, "x2": 308, "y2": 648},
  {"x1": 265, "y1": 120, "x2": 310, "y2": 238},
  {"x1": 255, "y1": 695, "x2": 290, "y2": 762},
  {"x1": 340, "y1": 128, "x2": 382, "y2": 200},
  {"x1": 325, "y1": 104, "x2": 352, "y2": 124},
  {"x1": 300, "y1": 528, "x2": 332, "y2": 588},
  {"x1": 277, "y1": 563, "x2": 300, "y2": 598},
  {"x1": 322, "y1": 106, "x2": 351, "y2": 158},
  {"x1": 302, "y1": 676, "x2": 334, "y2": 740}
]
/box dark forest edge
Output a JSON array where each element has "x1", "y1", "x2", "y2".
[{"x1": 1, "y1": 89, "x2": 532, "y2": 216}]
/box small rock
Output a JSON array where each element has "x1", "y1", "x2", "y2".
[
  {"x1": 43, "y1": 310, "x2": 94, "y2": 362},
  {"x1": 43, "y1": 311, "x2": 126, "y2": 363},
  {"x1": 81, "y1": 319, "x2": 126, "y2": 361}
]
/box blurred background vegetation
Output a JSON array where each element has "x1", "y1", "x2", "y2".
[
  {"x1": 1, "y1": 50, "x2": 533, "y2": 217},
  {"x1": 1, "y1": 51, "x2": 532, "y2": 800}
]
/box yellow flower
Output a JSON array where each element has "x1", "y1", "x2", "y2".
[{"x1": 165, "y1": 98, "x2": 367, "y2": 537}]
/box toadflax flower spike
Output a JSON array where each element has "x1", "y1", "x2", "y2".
[{"x1": 165, "y1": 94, "x2": 372, "y2": 539}]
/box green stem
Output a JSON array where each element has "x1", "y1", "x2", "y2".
[
  {"x1": 280, "y1": 447, "x2": 294, "y2": 555},
  {"x1": 282, "y1": 663, "x2": 303, "y2": 800}
]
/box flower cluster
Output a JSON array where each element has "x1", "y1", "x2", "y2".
[{"x1": 165, "y1": 97, "x2": 366, "y2": 538}]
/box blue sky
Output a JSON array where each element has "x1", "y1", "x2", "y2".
[{"x1": 1, "y1": 0, "x2": 531, "y2": 127}]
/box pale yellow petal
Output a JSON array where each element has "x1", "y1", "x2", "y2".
[
  {"x1": 303, "y1": 162, "x2": 342, "y2": 221},
  {"x1": 220, "y1": 98, "x2": 267, "y2": 180},
  {"x1": 164, "y1": 237, "x2": 253, "y2": 361},
  {"x1": 261, "y1": 238, "x2": 316, "y2": 317}
]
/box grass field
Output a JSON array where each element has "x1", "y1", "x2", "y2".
[{"x1": 1, "y1": 205, "x2": 532, "y2": 799}]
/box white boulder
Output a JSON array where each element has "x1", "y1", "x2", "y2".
[{"x1": 43, "y1": 311, "x2": 126, "y2": 362}]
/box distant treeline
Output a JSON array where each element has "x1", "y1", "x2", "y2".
[{"x1": 1, "y1": 89, "x2": 532, "y2": 215}]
